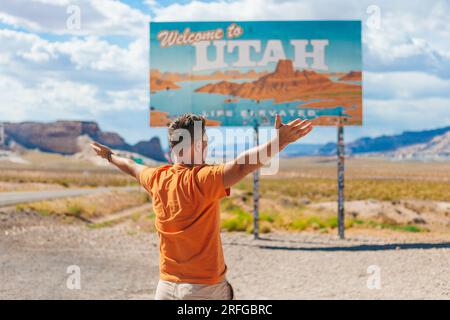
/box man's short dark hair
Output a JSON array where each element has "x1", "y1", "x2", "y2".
[{"x1": 168, "y1": 113, "x2": 206, "y2": 149}]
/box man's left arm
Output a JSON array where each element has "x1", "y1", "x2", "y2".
[{"x1": 223, "y1": 115, "x2": 312, "y2": 188}]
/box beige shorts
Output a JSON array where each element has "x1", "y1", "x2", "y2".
[{"x1": 154, "y1": 278, "x2": 235, "y2": 300}]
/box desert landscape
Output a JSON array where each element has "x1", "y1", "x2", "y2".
[
  {"x1": 1, "y1": 120, "x2": 449, "y2": 299},
  {"x1": 1, "y1": 149, "x2": 449, "y2": 299}
]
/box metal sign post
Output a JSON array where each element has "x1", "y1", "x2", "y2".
[
  {"x1": 253, "y1": 121, "x2": 260, "y2": 240},
  {"x1": 0, "y1": 123, "x2": 4, "y2": 147},
  {"x1": 337, "y1": 117, "x2": 345, "y2": 239}
]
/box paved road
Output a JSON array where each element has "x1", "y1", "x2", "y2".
[{"x1": 0, "y1": 187, "x2": 138, "y2": 207}]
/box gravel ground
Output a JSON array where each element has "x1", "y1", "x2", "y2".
[{"x1": 1, "y1": 210, "x2": 449, "y2": 299}]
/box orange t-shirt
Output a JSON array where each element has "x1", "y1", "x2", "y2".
[{"x1": 139, "y1": 163, "x2": 230, "y2": 284}]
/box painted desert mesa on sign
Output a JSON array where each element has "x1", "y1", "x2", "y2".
[
  {"x1": 194, "y1": 59, "x2": 362, "y2": 125},
  {"x1": 150, "y1": 69, "x2": 268, "y2": 91},
  {"x1": 149, "y1": 21, "x2": 362, "y2": 127}
]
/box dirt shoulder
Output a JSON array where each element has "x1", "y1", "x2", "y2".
[{"x1": 1, "y1": 210, "x2": 449, "y2": 299}]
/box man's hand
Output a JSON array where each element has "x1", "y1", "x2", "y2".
[
  {"x1": 223, "y1": 115, "x2": 313, "y2": 188},
  {"x1": 90, "y1": 141, "x2": 145, "y2": 181},
  {"x1": 91, "y1": 142, "x2": 113, "y2": 161},
  {"x1": 275, "y1": 115, "x2": 313, "y2": 149}
]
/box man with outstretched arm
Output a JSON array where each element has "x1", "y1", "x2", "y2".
[{"x1": 91, "y1": 113, "x2": 313, "y2": 300}]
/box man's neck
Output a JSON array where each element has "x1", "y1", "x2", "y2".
[{"x1": 174, "y1": 161, "x2": 205, "y2": 168}]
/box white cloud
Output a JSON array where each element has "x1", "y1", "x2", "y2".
[
  {"x1": 0, "y1": 73, "x2": 147, "y2": 122},
  {"x1": 55, "y1": 35, "x2": 148, "y2": 74},
  {"x1": 0, "y1": 1, "x2": 151, "y2": 130},
  {"x1": 0, "y1": 29, "x2": 55, "y2": 63},
  {"x1": 0, "y1": 29, "x2": 147, "y2": 84},
  {"x1": 152, "y1": 0, "x2": 315, "y2": 21},
  {"x1": 362, "y1": 0, "x2": 450, "y2": 77},
  {"x1": 0, "y1": 0, "x2": 149, "y2": 36},
  {"x1": 0, "y1": 28, "x2": 148, "y2": 121},
  {"x1": 363, "y1": 97, "x2": 450, "y2": 134},
  {"x1": 364, "y1": 71, "x2": 450, "y2": 100}
]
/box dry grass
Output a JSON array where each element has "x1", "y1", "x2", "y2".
[
  {"x1": 4, "y1": 156, "x2": 449, "y2": 235},
  {"x1": 0, "y1": 150, "x2": 145, "y2": 188},
  {"x1": 223, "y1": 158, "x2": 450, "y2": 235},
  {"x1": 0, "y1": 169, "x2": 136, "y2": 188},
  {"x1": 219, "y1": 194, "x2": 431, "y2": 234},
  {"x1": 278, "y1": 157, "x2": 450, "y2": 181},
  {"x1": 235, "y1": 177, "x2": 450, "y2": 202},
  {"x1": 16, "y1": 190, "x2": 149, "y2": 220},
  {"x1": 219, "y1": 167, "x2": 450, "y2": 234}
]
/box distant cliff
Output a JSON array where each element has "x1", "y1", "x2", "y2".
[
  {"x1": 3, "y1": 121, "x2": 167, "y2": 162},
  {"x1": 318, "y1": 126, "x2": 450, "y2": 157},
  {"x1": 132, "y1": 137, "x2": 167, "y2": 162},
  {"x1": 389, "y1": 131, "x2": 450, "y2": 160}
]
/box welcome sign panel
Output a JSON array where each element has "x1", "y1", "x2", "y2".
[{"x1": 149, "y1": 21, "x2": 362, "y2": 127}]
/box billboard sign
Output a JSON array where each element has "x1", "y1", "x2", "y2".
[{"x1": 149, "y1": 21, "x2": 362, "y2": 127}]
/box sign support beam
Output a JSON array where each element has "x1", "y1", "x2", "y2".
[
  {"x1": 337, "y1": 116, "x2": 345, "y2": 239},
  {"x1": 253, "y1": 122, "x2": 260, "y2": 240}
]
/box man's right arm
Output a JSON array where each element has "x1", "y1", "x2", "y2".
[
  {"x1": 90, "y1": 142, "x2": 145, "y2": 181},
  {"x1": 223, "y1": 115, "x2": 313, "y2": 189}
]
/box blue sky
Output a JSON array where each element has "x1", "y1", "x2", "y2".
[{"x1": 1, "y1": 0, "x2": 449, "y2": 148}]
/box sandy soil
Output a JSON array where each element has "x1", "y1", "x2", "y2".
[
  {"x1": 309, "y1": 199, "x2": 450, "y2": 232},
  {"x1": 0, "y1": 209, "x2": 449, "y2": 300}
]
